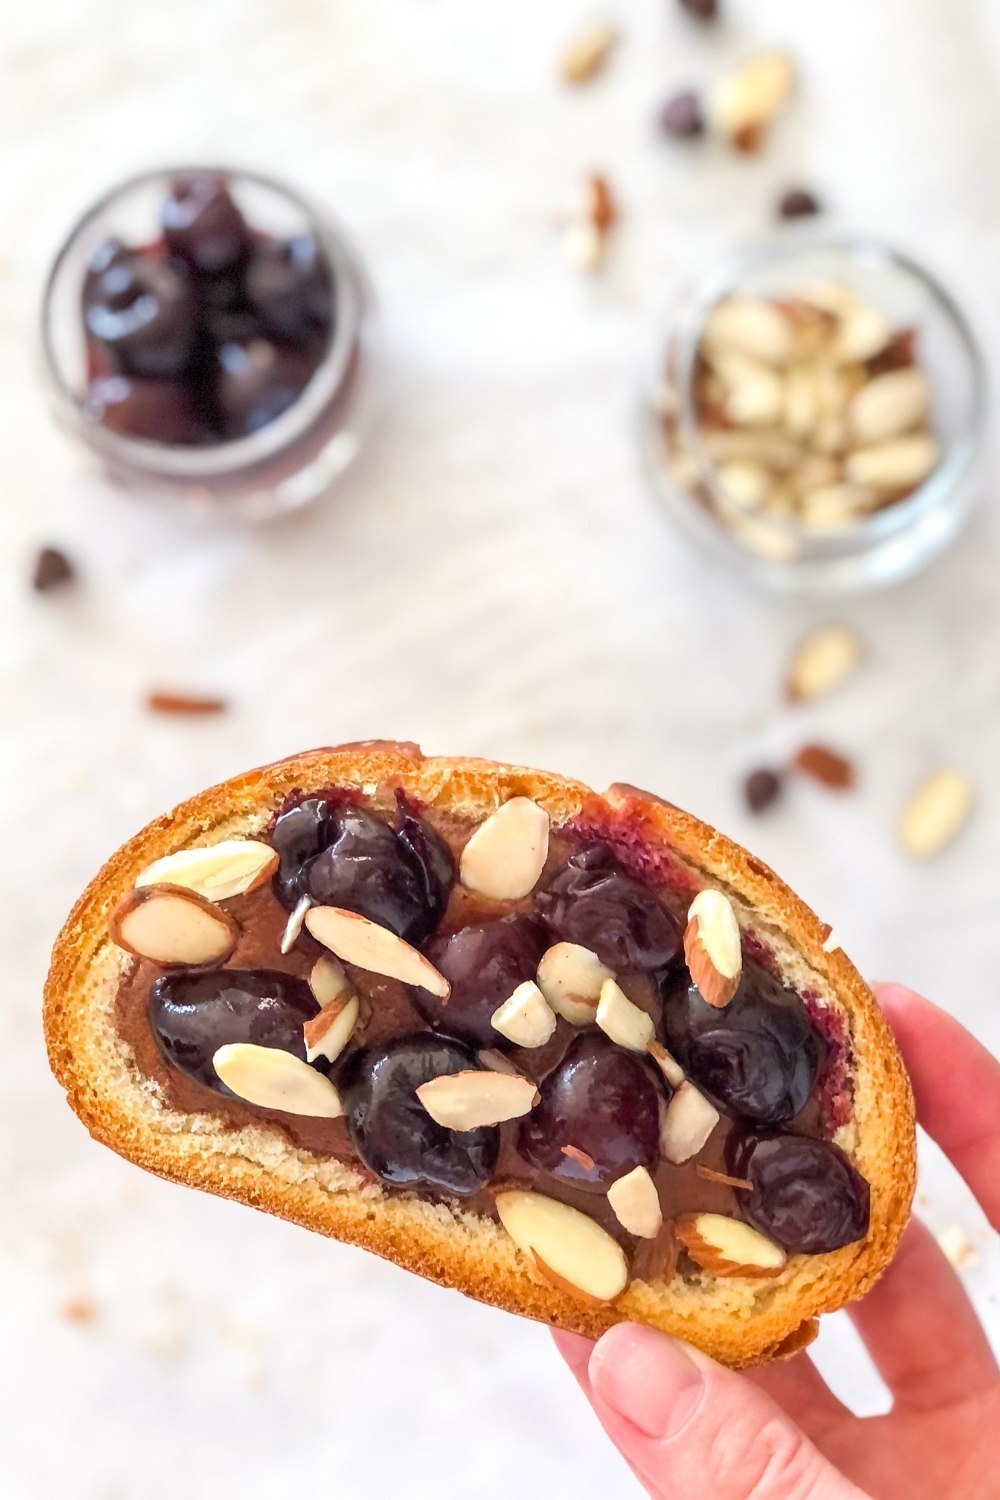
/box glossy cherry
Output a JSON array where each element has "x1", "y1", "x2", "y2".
[
  {"x1": 149, "y1": 969, "x2": 317, "y2": 1091},
  {"x1": 728, "y1": 1131, "x2": 870, "y2": 1253},
  {"x1": 416, "y1": 916, "x2": 550, "y2": 1047},
  {"x1": 535, "y1": 843, "x2": 682, "y2": 973},
  {"x1": 161, "y1": 173, "x2": 249, "y2": 276},
  {"x1": 83, "y1": 247, "x2": 196, "y2": 378},
  {"x1": 211, "y1": 337, "x2": 315, "y2": 438},
  {"x1": 245, "y1": 234, "x2": 334, "y2": 348},
  {"x1": 83, "y1": 373, "x2": 207, "y2": 444}
]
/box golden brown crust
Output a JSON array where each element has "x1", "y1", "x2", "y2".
[{"x1": 44, "y1": 742, "x2": 916, "y2": 1367}]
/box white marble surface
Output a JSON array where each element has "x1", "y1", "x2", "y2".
[{"x1": 2, "y1": 2, "x2": 999, "y2": 1496}]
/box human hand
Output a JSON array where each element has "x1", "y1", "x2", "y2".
[{"x1": 553, "y1": 984, "x2": 1000, "y2": 1499}]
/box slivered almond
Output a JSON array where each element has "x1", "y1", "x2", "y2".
[
  {"x1": 674, "y1": 1213, "x2": 786, "y2": 1277},
  {"x1": 305, "y1": 906, "x2": 450, "y2": 997},
  {"x1": 303, "y1": 993, "x2": 359, "y2": 1065},
  {"x1": 459, "y1": 797, "x2": 550, "y2": 901},
  {"x1": 109, "y1": 885, "x2": 237, "y2": 967},
  {"x1": 607, "y1": 1166, "x2": 663, "y2": 1239},
  {"x1": 135, "y1": 840, "x2": 278, "y2": 902},
  {"x1": 596, "y1": 979, "x2": 655, "y2": 1052},
  {"x1": 647, "y1": 1040, "x2": 685, "y2": 1088},
  {"x1": 660, "y1": 1082, "x2": 719, "y2": 1164},
  {"x1": 695, "y1": 1164, "x2": 753, "y2": 1191},
  {"x1": 787, "y1": 623, "x2": 863, "y2": 702},
  {"x1": 560, "y1": 19, "x2": 618, "y2": 84},
  {"x1": 684, "y1": 889, "x2": 742, "y2": 1008},
  {"x1": 491, "y1": 980, "x2": 557, "y2": 1048},
  {"x1": 280, "y1": 893, "x2": 312, "y2": 955},
  {"x1": 898, "y1": 768, "x2": 973, "y2": 858},
  {"x1": 415, "y1": 1071, "x2": 539, "y2": 1130},
  {"x1": 561, "y1": 1144, "x2": 596, "y2": 1171},
  {"x1": 477, "y1": 1048, "x2": 524, "y2": 1076},
  {"x1": 309, "y1": 954, "x2": 353, "y2": 1009},
  {"x1": 495, "y1": 1190, "x2": 628, "y2": 1303},
  {"x1": 537, "y1": 942, "x2": 612, "y2": 1024},
  {"x1": 709, "y1": 52, "x2": 795, "y2": 152},
  {"x1": 213, "y1": 1043, "x2": 343, "y2": 1118}
]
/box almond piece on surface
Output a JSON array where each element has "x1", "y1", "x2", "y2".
[
  {"x1": 596, "y1": 979, "x2": 655, "y2": 1052},
  {"x1": 560, "y1": 19, "x2": 618, "y2": 84},
  {"x1": 280, "y1": 893, "x2": 312, "y2": 955},
  {"x1": 647, "y1": 1039, "x2": 686, "y2": 1088},
  {"x1": 495, "y1": 1190, "x2": 628, "y2": 1303},
  {"x1": 109, "y1": 885, "x2": 238, "y2": 967},
  {"x1": 848, "y1": 367, "x2": 930, "y2": 445},
  {"x1": 675, "y1": 1212, "x2": 786, "y2": 1277},
  {"x1": 309, "y1": 954, "x2": 353, "y2": 1009},
  {"x1": 898, "y1": 768, "x2": 974, "y2": 858},
  {"x1": 787, "y1": 623, "x2": 863, "y2": 702},
  {"x1": 659, "y1": 1082, "x2": 719, "y2": 1163},
  {"x1": 709, "y1": 52, "x2": 795, "y2": 152},
  {"x1": 793, "y1": 743, "x2": 855, "y2": 790},
  {"x1": 213, "y1": 1043, "x2": 344, "y2": 1118},
  {"x1": 135, "y1": 839, "x2": 278, "y2": 903},
  {"x1": 684, "y1": 889, "x2": 742, "y2": 1008},
  {"x1": 305, "y1": 906, "x2": 450, "y2": 998},
  {"x1": 491, "y1": 980, "x2": 557, "y2": 1048},
  {"x1": 459, "y1": 797, "x2": 550, "y2": 901},
  {"x1": 607, "y1": 1166, "x2": 663, "y2": 1240},
  {"x1": 303, "y1": 992, "x2": 359, "y2": 1065},
  {"x1": 415, "y1": 1071, "x2": 539, "y2": 1130},
  {"x1": 537, "y1": 942, "x2": 612, "y2": 1024}
]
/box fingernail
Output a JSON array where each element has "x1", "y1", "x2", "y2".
[{"x1": 589, "y1": 1324, "x2": 707, "y2": 1439}]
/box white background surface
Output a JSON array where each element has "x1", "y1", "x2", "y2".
[{"x1": 2, "y1": 2, "x2": 998, "y2": 1496}]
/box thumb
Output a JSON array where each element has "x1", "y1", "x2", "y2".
[{"x1": 578, "y1": 1324, "x2": 864, "y2": 1500}]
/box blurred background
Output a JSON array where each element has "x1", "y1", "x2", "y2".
[{"x1": 2, "y1": 1, "x2": 998, "y2": 1495}]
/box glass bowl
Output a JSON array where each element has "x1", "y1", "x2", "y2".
[
  {"x1": 41, "y1": 165, "x2": 377, "y2": 521},
  {"x1": 640, "y1": 238, "x2": 986, "y2": 593}
]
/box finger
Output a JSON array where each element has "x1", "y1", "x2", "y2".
[
  {"x1": 849, "y1": 1217, "x2": 998, "y2": 1409},
  {"x1": 876, "y1": 983, "x2": 1000, "y2": 1231},
  {"x1": 584, "y1": 1322, "x2": 865, "y2": 1499},
  {"x1": 745, "y1": 1352, "x2": 851, "y2": 1434},
  {"x1": 551, "y1": 1328, "x2": 594, "y2": 1397}
]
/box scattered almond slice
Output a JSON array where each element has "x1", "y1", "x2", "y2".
[
  {"x1": 793, "y1": 743, "x2": 855, "y2": 790},
  {"x1": 416, "y1": 1071, "x2": 539, "y2": 1130},
  {"x1": 213, "y1": 1043, "x2": 344, "y2": 1118},
  {"x1": 109, "y1": 885, "x2": 238, "y2": 967},
  {"x1": 937, "y1": 1224, "x2": 981, "y2": 1269},
  {"x1": 684, "y1": 889, "x2": 742, "y2": 1008},
  {"x1": 660, "y1": 1082, "x2": 719, "y2": 1164},
  {"x1": 477, "y1": 1048, "x2": 524, "y2": 1077},
  {"x1": 647, "y1": 1040, "x2": 686, "y2": 1088},
  {"x1": 898, "y1": 768, "x2": 973, "y2": 858},
  {"x1": 280, "y1": 893, "x2": 312, "y2": 955},
  {"x1": 537, "y1": 942, "x2": 612, "y2": 1024},
  {"x1": 709, "y1": 52, "x2": 795, "y2": 152},
  {"x1": 787, "y1": 623, "x2": 864, "y2": 702},
  {"x1": 596, "y1": 979, "x2": 655, "y2": 1052},
  {"x1": 303, "y1": 993, "x2": 359, "y2": 1065},
  {"x1": 495, "y1": 1190, "x2": 628, "y2": 1303},
  {"x1": 560, "y1": 19, "x2": 618, "y2": 84},
  {"x1": 305, "y1": 906, "x2": 450, "y2": 997},
  {"x1": 491, "y1": 980, "x2": 557, "y2": 1048},
  {"x1": 459, "y1": 797, "x2": 550, "y2": 901},
  {"x1": 561, "y1": 1144, "x2": 596, "y2": 1171},
  {"x1": 675, "y1": 1213, "x2": 786, "y2": 1277},
  {"x1": 695, "y1": 1164, "x2": 753, "y2": 1191},
  {"x1": 309, "y1": 954, "x2": 353, "y2": 1008},
  {"x1": 607, "y1": 1166, "x2": 663, "y2": 1239},
  {"x1": 135, "y1": 840, "x2": 278, "y2": 902}
]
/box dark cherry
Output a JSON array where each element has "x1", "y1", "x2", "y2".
[
  {"x1": 518, "y1": 1034, "x2": 662, "y2": 1192},
  {"x1": 340, "y1": 1034, "x2": 498, "y2": 1196},
  {"x1": 659, "y1": 964, "x2": 822, "y2": 1125},
  {"x1": 162, "y1": 173, "x2": 249, "y2": 276},
  {"x1": 659, "y1": 90, "x2": 705, "y2": 139},
  {"x1": 728, "y1": 1132, "x2": 870, "y2": 1253},
  {"x1": 245, "y1": 235, "x2": 334, "y2": 348},
  {"x1": 271, "y1": 797, "x2": 339, "y2": 909},
  {"x1": 535, "y1": 844, "x2": 681, "y2": 973},
  {"x1": 416, "y1": 916, "x2": 549, "y2": 1047},
  {"x1": 83, "y1": 248, "x2": 196, "y2": 377},
  {"x1": 83, "y1": 373, "x2": 208, "y2": 444},
  {"x1": 149, "y1": 969, "x2": 317, "y2": 1092},
  {"x1": 211, "y1": 337, "x2": 315, "y2": 438}
]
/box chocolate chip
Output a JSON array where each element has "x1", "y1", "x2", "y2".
[
  {"x1": 32, "y1": 546, "x2": 76, "y2": 593},
  {"x1": 146, "y1": 690, "x2": 228, "y2": 715},
  {"x1": 678, "y1": 0, "x2": 718, "y2": 19},
  {"x1": 793, "y1": 744, "x2": 855, "y2": 791},
  {"x1": 659, "y1": 90, "x2": 705, "y2": 139},
  {"x1": 744, "y1": 769, "x2": 783, "y2": 813},
  {"x1": 777, "y1": 188, "x2": 822, "y2": 221}
]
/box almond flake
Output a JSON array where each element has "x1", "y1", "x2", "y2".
[
  {"x1": 213, "y1": 1043, "x2": 343, "y2": 1118},
  {"x1": 898, "y1": 768, "x2": 973, "y2": 858},
  {"x1": 561, "y1": 1144, "x2": 596, "y2": 1171},
  {"x1": 305, "y1": 906, "x2": 450, "y2": 997},
  {"x1": 135, "y1": 840, "x2": 278, "y2": 903},
  {"x1": 309, "y1": 954, "x2": 353, "y2": 1008},
  {"x1": 695, "y1": 1164, "x2": 752, "y2": 1191},
  {"x1": 415, "y1": 1070, "x2": 539, "y2": 1130},
  {"x1": 647, "y1": 1040, "x2": 685, "y2": 1088},
  {"x1": 560, "y1": 20, "x2": 618, "y2": 85},
  {"x1": 596, "y1": 979, "x2": 655, "y2": 1052},
  {"x1": 537, "y1": 942, "x2": 612, "y2": 1024},
  {"x1": 937, "y1": 1224, "x2": 981, "y2": 1269},
  {"x1": 303, "y1": 993, "x2": 359, "y2": 1065},
  {"x1": 607, "y1": 1166, "x2": 663, "y2": 1240},
  {"x1": 491, "y1": 980, "x2": 557, "y2": 1048},
  {"x1": 280, "y1": 893, "x2": 312, "y2": 955},
  {"x1": 674, "y1": 1212, "x2": 786, "y2": 1277},
  {"x1": 709, "y1": 52, "x2": 795, "y2": 152},
  {"x1": 477, "y1": 1048, "x2": 524, "y2": 1077},
  {"x1": 660, "y1": 1082, "x2": 719, "y2": 1164},
  {"x1": 684, "y1": 889, "x2": 742, "y2": 1008},
  {"x1": 793, "y1": 743, "x2": 855, "y2": 790},
  {"x1": 459, "y1": 797, "x2": 550, "y2": 901},
  {"x1": 787, "y1": 623, "x2": 863, "y2": 702},
  {"x1": 109, "y1": 885, "x2": 238, "y2": 967},
  {"x1": 495, "y1": 1190, "x2": 628, "y2": 1303}
]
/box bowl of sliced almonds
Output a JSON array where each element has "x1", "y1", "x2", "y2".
[{"x1": 642, "y1": 239, "x2": 985, "y2": 592}]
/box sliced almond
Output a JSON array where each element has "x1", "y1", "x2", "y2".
[
  {"x1": 477, "y1": 1048, "x2": 524, "y2": 1077},
  {"x1": 109, "y1": 885, "x2": 238, "y2": 967},
  {"x1": 596, "y1": 979, "x2": 655, "y2": 1052},
  {"x1": 848, "y1": 367, "x2": 930, "y2": 445},
  {"x1": 537, "y1": 942, "x2": 612, "y2": 1024},
  {"x1": 561, "y1": 1144, "x2": 596, "y2": 1171},
  {"x1": 845, "y1": 433, "x2": 939, "y2": 491},
  {"x1": 309, "y1": 954, "x2": 353, "y2": 1009},
  {"x1": 787, "y1": 623, "x2": 863, "y2": 702},
  {"x1": 415, "y1": 1071, "x2": 539, "y2": 1130},
  {"x1": 495, "y1": 1190, "x2": 628, "y2": 1303},
  {"x1": 659, "y1": 1082, "x2": 719, "y2": 1164},
  {"x1": 675, "y1": 1213, "x2": 786, "y2": 1277},
  {"x1": 832, "y1": 303, "x2": 893, "y2": 364},
  {"x1": 303, "y1": 992, "x2": 359, "y2": 1065},
  {"x1": 491, "y1": 980, "x2": 557, "y2": 1048},
  {"x1": 607, "y1": 1166, "x2": 663, "y2": 1240},
  {"x1": 709, "y1": 52, "x2": 795, "y2": 152},
  {"x1": 712, "y1": 353, "x2": 785, "y2": 426},
  {"x1": 305, "y1": 906, "x2": 450, "y2": 998},
  {"x1": 684, "y1": 889, "x2": 742, "y2": 1008},
  {"x1": 695, "y1": 1164, "x2": 753, "y2": 1191},
  {"x1": 213, "y1": 1043, "x2": 343, "y2": 1118},
  {"x1": 647, "y1": 1040, "x2": 685, "y2": 1089},
  {"x1": 135, "y1": 839, "x2": 278, "y2": 902},
  {"x1": 459, "y1": 797, "x2": 550, "y2": 901},
  {"x1": 280, "y1": 892, "x2": 312, "y2": 955},
  {"x1": 898, "y1": 768, "x2": 973, "y2": 858},
  {"x1": 702, "y1": 296, "x2": 795, "y2": 365},
  {"x1": 560, "y1": 19, "x2": 618, "y2": 84},
  {"x1": 716, "y1": 459, "x2": 773, "y2": 510}
]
